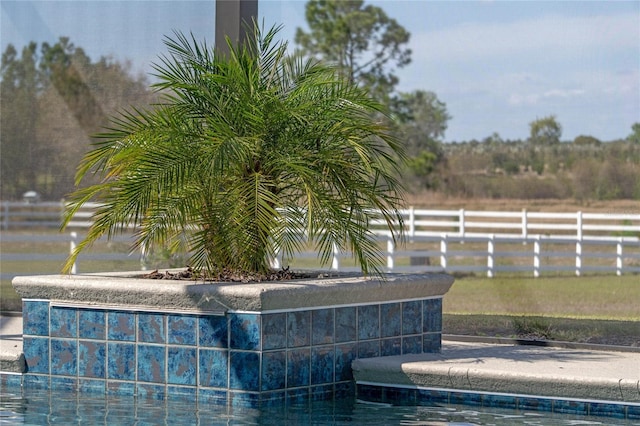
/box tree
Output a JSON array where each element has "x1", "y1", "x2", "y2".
[
  {"x1": 627, "y1": 122, "x2": 640, "y2": 144},
  {"x1": 393, "y1": 90, "x2": 449, "y2": 157},
  {"x1": 0, "y1": 38, "x2": 154, "y2": 200},
  {"x1": 392, "y1": 90, "x2": 449, "y2": 187},
  {"x1": 573, "y1": 135, "x2": 601, "y2": 146},
  {"x1": 295, "y1": 0, "x2": 411, "y2": 103},
  {"x1": 528, "y1": 115, "x2": 562, "y2": 146},
  {"x1": 62, "y1": 25, "x2": 406, "y2": 278},
  {"x1": 1, "y1": 43, "x2": 41, "y2": 199}
]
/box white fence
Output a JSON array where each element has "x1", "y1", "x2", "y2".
[{"x1": 1, "y1": 202, "x2": 639, "y2": 278}]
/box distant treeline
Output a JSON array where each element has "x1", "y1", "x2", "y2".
[
  {"x1": 1, "y1": 38, "x2": 638, "y2": 202},
  {"x1": 424, "y1": 139, "x2": 640, "y2": 201},
  {"x1": 1, "y1": 38, "x2": 157, "y2": 201}
]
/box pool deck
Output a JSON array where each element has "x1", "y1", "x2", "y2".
[
  {"x1": 2, "y1": 314, "x2": 639, "y2": 406},
  {"x1": 0, "y1": 314, "x2": 25, "y2": 374},
  {"x1": 353, "y1": 339, "x2": 640, "y2": 405}
]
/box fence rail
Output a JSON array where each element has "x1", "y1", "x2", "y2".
[{"x1": 1, "y1": 201, "x2": 639, "y2": 279}]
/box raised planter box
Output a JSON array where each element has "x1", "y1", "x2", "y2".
[{"x1": 12, "y1": 271, "x2": 453, "y2": 406}]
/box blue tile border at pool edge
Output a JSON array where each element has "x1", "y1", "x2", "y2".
[{"x1": 355, "y1": 382, "x2": 640, "y2": 420}]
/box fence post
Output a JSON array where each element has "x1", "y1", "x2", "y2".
[
  {"x1": 575, "y1": 238, "x2": 582, "y2": 277},
  {"x1": 576, "y1": 211, "x2": 583, "y2": 240},
  {"x1": 70, "y1": 232, "x2": 78, "y2": 274},
  {"x1": 440, "y1": 234, "x2": 448, "y2": 272},
  {"x1": 140, "y1": 243, "x2": 148, "y2": 271},
  {"x1": 458, "y1": 209, "x2": 465, "y2": 237},
  {"x1": 408, "y1": 207, "x2": 415, "y2": 242},
  {"x1": 533, "y1": 236, "x2": 541, "y2": 278},
  {"x1": 331, "y1": 242, "x2": 340, "y2": 271},
  {"x1": 487, "y1": 235, "x2": 494, "y2": 278},
  {"x1": 2, "y1": 202, "x2": 8, "y2": 230},
  {"x1": 616, "y1": 238, "x2": 623, "y2": 276},
  {"x1": 386, "y1": 235, "x2": 394, "y2": 271}
]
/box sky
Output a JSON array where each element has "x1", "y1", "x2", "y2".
[{"x1": 1, "y1": 0, "x2": 639, "y2": 143}]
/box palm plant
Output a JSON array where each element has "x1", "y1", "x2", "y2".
[{"x1": 62, "y1": 24, "x2": 406, "y2": 279}]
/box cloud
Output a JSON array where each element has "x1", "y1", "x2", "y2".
[
  {"x1": 509, "y1": 88, "x2": 586, "y2": 106},
  {"x1": 410, "y1": 12, "x2": 639, "y2": 63}
]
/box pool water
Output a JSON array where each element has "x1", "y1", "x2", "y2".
[{"x1": 0, "y1": 388, "x2": 636, "y2": 425}]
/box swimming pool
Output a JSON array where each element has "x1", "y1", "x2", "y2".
[{"x1": 0, "y1": 386, "x2": 635, "y2": 425}]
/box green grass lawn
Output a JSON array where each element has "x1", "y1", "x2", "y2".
[
  {"x1": 443, "y1": 275, "x2": 640, "y2": 320},
  {"x1": 443, "y1": 275, "x2": 640, "y2": 346}
]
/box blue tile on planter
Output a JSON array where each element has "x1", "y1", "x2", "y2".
[
  {"x1": 23, "y1": 336, "x2": 49, "y2": 374},
  {"x1": 79, "y1": 340, "x2": 105, "y2": 378},
  {"x1": 229, "y1": 391, "x2": 261, "y2": 408},
  {"x1": 23, "y1": 301, "x2": 49, "y2": 336},
  {"x1": 312, "y1": 309, "x2": 334, "y2": 345},
  {"x1": 423, "y1": 298, "x2": 442, "y2": 333},
  {"x1": 335, "y1": 307, "x2": 356, "y2": 343},
  {"x1": 107, "y1": 311, "x2": 135, "y2": 341},
  {"x1": 138, "y1": 313, "x2": 165, "y2": 344},
  {"x1": 402, "y1": 301, "x2": 422, "y2": 335},
  {"x1": 260, "y1": 390, "x2": 287, "y2": 406},
  {"x1": 79, "y1": 310, "x2": 106, "y2": 339},
  {"x1": 107, "y1": 342, "x2": 136, "y2": 380},
  {"x1": 23, "y1": 374, "x2": 49, "y2": 390},
  {"x1": 51, "y1": 339, "x2": 77, "y2": 376},
  {"x1": 78, "y1": 379, "x2": 106, "y2": 394},
  {"x1": 167, "y1": 346, "x2": 196, "y2": 386},
  {"x1": 229, "y1": 351, "x2": 260, "y2": 391},
  {"x1": 287, "y1": 348, "x2": 310, "y2": 388},
  {"x1": 286, "y1": 387, "x2": 310, "y2": 405},
  {"x1": 262, "y1": 313, "x2": 286, "y2": 350},
  {"x1": 261, "y1": 351, "x2": 286, "y2": 391},
  {"x1": 198, "y1": 388, "x2": 228, "y2": 403},
  {"x1": 50, "y1": 307, "x2": 77, "y2": 338},
  {"x1": 137, "y1": 344, "x2": 166, "y2": 383},
  {"x1": 311, "y1": 384, "x2": 334, "y2": 401},
  {"x1": 358, "y1": 305, "x2": 379, "y2": 340},
  {"x1": 402, "y1": 336, "x2": 422, "y2": 355},
  {"x1": 287, "y1": 311, "x2": 311, "y2": 348},
  {"x1": 106, "y1": 381, "x2": 135, "y2": 396},
  {"x1": 357, "y1": 340, "x2": 380, "y2": 359},
  {"x1": 380, "y1": 337, "x2": 401, "y2": 356},
  {"x1": 168, "y1": 315, "x2": 197, "y2": 346},
  {"x1": 423, "y1": 333, "x2": 441, "y2": 353},
  {"x1": 136, "y1": 383, "x2": 166, "y2": 400},
  {"x1": 380, "y1": 303, "x2": 401, "y2": 338},
  {"x1": 167, "y1": 385, "x2": 196, "y2": 399},
  {"x1": 50, "y1": 376, "x2": 76, "y2": 391},
  {"x1": 199, "y1": 348, "x2": 228, "y2": 388},
  {"x1": 198, "y1": 315, "x2": 227, "y2": 348},
  {"x1": 335, "y1": 343, "x2": 357, "y2": 382},
  {"x1": 311, "y1": 346, "x2": 334, "y2": 385},
  {"x1": 229, "y1": 313, "x2": 260, "y2": 350}
]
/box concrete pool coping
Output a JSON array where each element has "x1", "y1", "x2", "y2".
[
  {"x1": 2, "y1": 314, "x2": 639, "y2": 408},
  {"x1": 353, "y1": 339, "x2": 640, "y2": 404}
]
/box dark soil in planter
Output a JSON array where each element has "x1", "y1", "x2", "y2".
[{"x1": 139, "y1": 266, "x2": 317, "y2": 283}]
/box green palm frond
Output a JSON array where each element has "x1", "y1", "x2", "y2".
[{"x1": 62, "y1": 22, "x2": 405, "y2": 278}]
